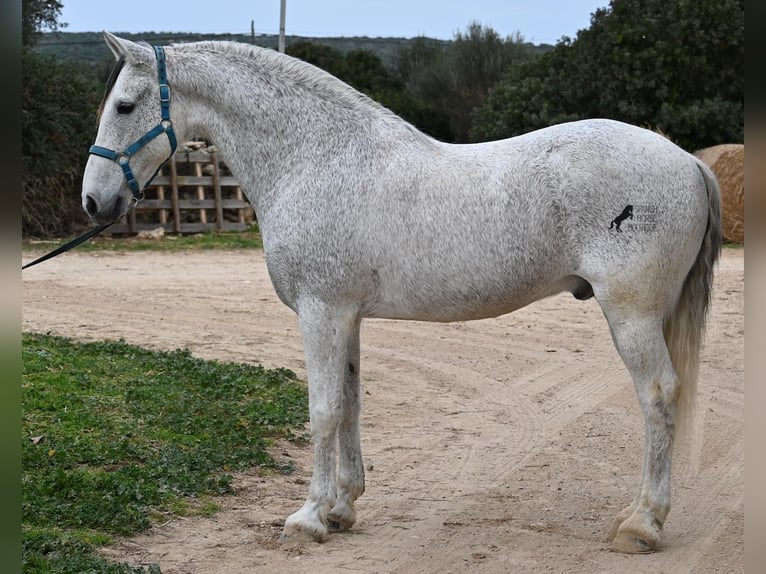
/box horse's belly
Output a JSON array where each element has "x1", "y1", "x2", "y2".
[
  {"x1": 367, "y1": 300, "x2": 528, "y2": 322},
  {"x1": 365, "y1": 271, "x2": 565, "y2": 322}
]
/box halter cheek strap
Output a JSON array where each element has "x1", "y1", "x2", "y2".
[{"x1": 89, "y1": 46, "x2": 177, "y2": 201}]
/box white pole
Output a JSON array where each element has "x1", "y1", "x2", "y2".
[{"x1": 278, "y1": 0, "x2": 286, "y2": 53}]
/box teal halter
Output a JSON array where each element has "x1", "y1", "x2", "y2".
[{"x1": 88, "y1": 46, "x2": 177, "y2": 201}]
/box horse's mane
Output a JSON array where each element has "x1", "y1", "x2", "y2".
[
  {"x1": 171, "y1": 40, "x2": 408, "y2": 125},
  {"x1": 98, "y1": 54, "x2": 126, "y2": 118}
]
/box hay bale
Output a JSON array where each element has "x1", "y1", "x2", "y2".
[{"x1": 694, "y1": 144, "x2": 744, "y2": 243}]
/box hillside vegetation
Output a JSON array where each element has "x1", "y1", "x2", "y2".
[{"x1": 35, "y1": 30, "x2": 551, "y2": 69}]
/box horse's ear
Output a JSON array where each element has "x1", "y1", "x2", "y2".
[{"x1": 103, "y1": 31, "x2": 152, "y2": 64}]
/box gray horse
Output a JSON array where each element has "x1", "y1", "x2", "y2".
[{"x1": 81, "y1": 33, "x2": 721, "y2": 553}]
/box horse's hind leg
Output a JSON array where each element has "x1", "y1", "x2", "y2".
[
  {"x1": 328, "y1": 315, "x2": 365, "y2": 532},
  {"x1": 599, "y1": 305, "x2": 679, "y2": 553},
  {"x1": 281, "y1": 301, "x2": 359, "y2": 543}
]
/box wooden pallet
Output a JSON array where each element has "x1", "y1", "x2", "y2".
[{"x1": 108, "y1": 149, "x2": 254, "y2": 234}]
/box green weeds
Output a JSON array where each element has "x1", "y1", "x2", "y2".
[{"x1": 22, "y1": 333, "x2": 308, "y2": 573}]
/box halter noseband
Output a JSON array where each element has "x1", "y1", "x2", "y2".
[{"x1": 89, "y1": 46, "x2": 177, "y2": 201}]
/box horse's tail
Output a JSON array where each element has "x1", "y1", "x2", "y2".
[{"x1": 664, "y1": 158, "x2": 722, "y2": 449}]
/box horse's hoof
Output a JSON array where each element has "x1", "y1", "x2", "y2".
[
  {"x1": 280, "y1": 516, "x2": 329, "y2": 543},
  {"x1": 605, "y1": 514, "x2": 630, "y2": 543},
  {"x1": 327, "y1": 505, "x2": 356, "y2": 532},
  {"x1": 605, "y1": 504, "x2": 637, "y2": 543},
  {"x1": 326, "y1": 516, "x2": 353, "y2": 532},
  {"x1": 609, "y1": 528, "x2": 659, "y2": 554}
]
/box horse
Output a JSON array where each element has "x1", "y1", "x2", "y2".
[{"x1": 81, "y1": 32, "x2": 721, "y2": 553}]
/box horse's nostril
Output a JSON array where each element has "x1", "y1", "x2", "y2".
[{"x1": 85, "y1": 194, "x2": 99, "y2": 217}]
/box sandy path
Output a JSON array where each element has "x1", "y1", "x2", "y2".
[{"x1": 21, "y1": 247, "x2": 744, "y2": 573}]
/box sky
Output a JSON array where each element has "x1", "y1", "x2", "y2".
[{"x1": 59, "y1": 1, "x2": 610, "y2": 45}]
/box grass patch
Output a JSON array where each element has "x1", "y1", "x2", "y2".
[
  {"x1": 23, "y1": 227, "x2": 263, "y2": 253},
  {"x1": 22, "y1": 332, "x2": 308, "y2": 573}
]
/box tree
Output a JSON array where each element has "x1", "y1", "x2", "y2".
[
  {"x1": 286, "y1": 40, "x2": 348, "y2": 78},
  {"x1": 395, "y1": 22, "x2": 537, "y2": 142},
  {"x1": 22, "y1": 0, "x2": 66, "y2": 47},
  {"x1": 286, "y1": 41, "x2": 453, "y2": 141},
  {"x1": 393, "y1": 36, "x2": 445, "y2": 100},
  {"x1": 344, "y1": 49, "x2": 402, "y2": 94},
  {"x1": 472, "y1": 0, "x2": 744, "y2": 151}
]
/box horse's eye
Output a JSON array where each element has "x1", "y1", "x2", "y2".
[{"x1": 117, "y1": 101, "x2": 135, "y2": 114}]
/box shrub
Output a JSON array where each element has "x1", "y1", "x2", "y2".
[{"x1": 22, "y1": 48, "x2": 102, "y2": 238}]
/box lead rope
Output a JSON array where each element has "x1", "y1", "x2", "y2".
[{"x1": 22, "y1": 223, "x2": 112, "y2": 270}]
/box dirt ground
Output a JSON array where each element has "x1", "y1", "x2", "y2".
[{"x1": 21, "y1": 246, "x2": 744, "y2": 574}]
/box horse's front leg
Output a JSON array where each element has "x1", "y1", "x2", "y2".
[
  {"x1": 328, "y1": 316, "x2": 365, "y2": 532},
  {"x1": 281, "y1": 302, "x2": 358, "y2": 543}
]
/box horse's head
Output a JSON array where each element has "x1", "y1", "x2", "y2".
[{"x1": 82, "y1": 32, "x2": 178, "y2": 224}]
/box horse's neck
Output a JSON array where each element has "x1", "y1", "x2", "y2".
[{"x1": 171, "y1": 47, "x2": 394, "y2": 215}]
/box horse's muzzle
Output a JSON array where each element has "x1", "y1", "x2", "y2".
[{"x1": 84, "y1": 193, "x2": 125, "y2": 225}]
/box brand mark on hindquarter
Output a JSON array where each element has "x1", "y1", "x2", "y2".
[{"x1": 609, "y1": 204, "x2": 659, "y2": 233}]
